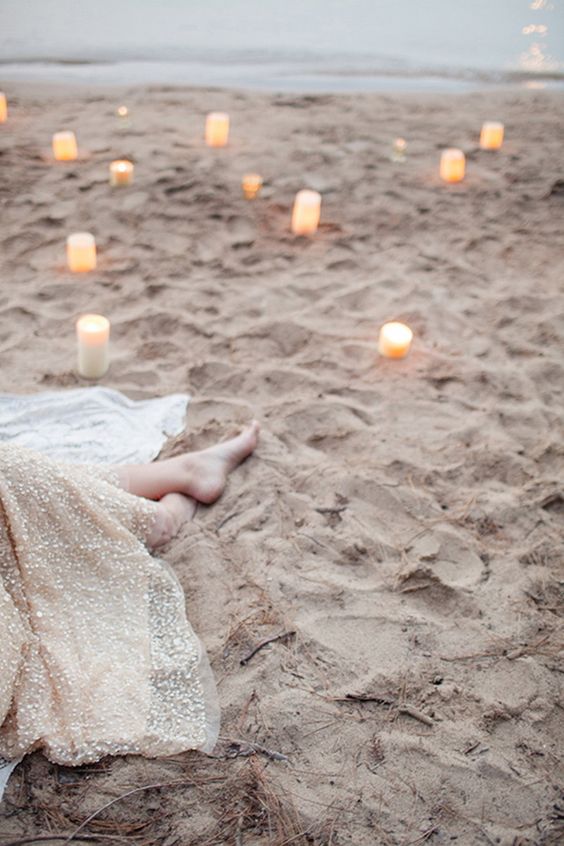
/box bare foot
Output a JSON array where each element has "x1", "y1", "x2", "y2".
[
  {"x1": 147, "y1": 493, "x2": 197, "y2": 549},
  {"x1": 181, "y1": 420, "x2": 260, "y2": 504}
]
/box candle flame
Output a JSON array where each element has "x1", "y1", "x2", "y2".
[{"x1": 117, "y1": 105, "x2": 129, "y2": 117}]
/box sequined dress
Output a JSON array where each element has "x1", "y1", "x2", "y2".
[{"x1": 0, "y1": 444, "x2": 219, "y2": 765}]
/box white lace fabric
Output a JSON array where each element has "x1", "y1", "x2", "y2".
[{"x1": 0, "y1": 444, "x2": 219, "y2": 766}]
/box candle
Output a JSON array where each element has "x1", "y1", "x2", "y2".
[
  {"x1": 205, "y1": 112, "x2": 229, "y2": 147},
  {"x1": 440, "y1": 148, "x2": 465, "y2": 183},
  {"x1": 291, "y1": 189, "x2": 321, "y2": 235},
  {"x1": 76, "y1": 314, "x2": 110, "y2": 379},
  {"x1": 480, "y1": 121, "x2": 504, "y2": 151},
  {"x1": 116, "y1": 105, "x2": 129, "y2": 118},
  {"x1": 109, "y1": 159, "x2": 134, "y2": 186},
  {"x1": 52, "y1": 131, "x2": 78, "y2": 161},
  {"x1": 66, "y1": 232, "x2": 97, "y2": 272},
  {"x1": 242, "y1": 173, "x2": 263, "y2": 200},
  {"x1": 378, "y1": 322, "x2": 413, "y2": 359},
  {"x1": 0, "y1": 93, "x2": 7, "y2": 124},
  {"x1": 392, "y1": 137, "x2": 407, "y2": 162}
]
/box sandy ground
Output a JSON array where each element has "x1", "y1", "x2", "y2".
[{"x1": 0, "y1": 83, "x2": 563, "y2": 846}]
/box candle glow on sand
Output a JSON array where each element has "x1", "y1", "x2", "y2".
[
  {"x1": 205, "y1": 112, "x2": 229, "y2": 147},
  {"x1": 110, "y1": 160, "x2": 134, "y2": 186},
  {"x1": 378, "y1": 322, "x2": 413, "y2": 359},
  {"x1": 480, "y1": 121, "x2": 504, "y2": 150},
  {"x1": 440, "y1": 148, "x2": 465, "y2": 183},
  {"x1": 242, "y1": 173, "x2": 263, "y2": 200},
  {"x1": 291, "y1": 189, "x2": 321, "y2": 235},
  {"x1": 67, "y1": 232, "x2": 97, "y2": 272},
  {"x1": 53, "y1": 131, "x2": 78, "y2": 161},
  {"x1": 76, "y1": 314, "x2": 110, "y2": 379},
  {"x1": 0, "y1": 93, "x2": 7, "y2": 124}
]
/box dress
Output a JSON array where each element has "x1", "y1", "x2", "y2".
[{"x1": 0, "y1": 444, "x2": 219, "y2": 765}]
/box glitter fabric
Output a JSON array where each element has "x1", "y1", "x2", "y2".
[{"x1": 0, "y1": 444, "x2": 219, "y2": 766}]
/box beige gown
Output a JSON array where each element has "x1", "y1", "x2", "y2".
[{"x1": 0, "y1": 443, "x2": 219, "y2": 765}]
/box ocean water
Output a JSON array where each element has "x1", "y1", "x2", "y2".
[{"x1": 1, "y1": 0, "x2": 563, "y2": 91}]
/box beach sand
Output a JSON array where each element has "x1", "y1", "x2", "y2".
[{"x1": 0, "y1": 83, "x2": 563, "y2": 845}]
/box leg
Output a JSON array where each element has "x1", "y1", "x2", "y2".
[{"x1": 115, "y1": 420, "x2": 260, "y2": 503}]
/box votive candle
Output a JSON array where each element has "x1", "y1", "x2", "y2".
[
  {"x1": 480, "y1": 121, "x2": 504, "y2": 150},
  {"x1": 440, "y1": 148, "x2": 465, "y2": 183},
  {"x1": 53, "y1": 131, "x2": 78, "y2": 161},
  {"x1": 291, "y1": 189, "x2": 321, "y2": 235},
  {"x1": 67, "y1": 232, "x2": 97, "y2": 272},
  {"x1": 0, "y1": 93, "x2": 7, "y2": 124},
  {"x1": 205, "y1": 112, "x2": 229, "y2": 147},
  {"x1": 109, "y1": 159, "x2": 134, "y2": 186},
  {"x1": 76, "y1": 314, "x2": 110, "y2": 379},
  {"x1": 378, "y1": 322, "x2": 413, "y2": 359},
  {"x1": 242, "y1": 173, "x2": 263, "y2": 200}
]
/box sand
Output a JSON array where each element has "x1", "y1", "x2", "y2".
[{"x1": 0, "y1": 83, "x2": 563, "y2": 846}]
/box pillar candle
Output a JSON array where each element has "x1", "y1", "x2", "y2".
[
  {"x1": 67, "y1": 232, "x2": 97, "y2": 272},
  {"x1": 52, "y1": 131, "x2": 78, "y2": 161},
  {"x1": 242, "y1": 173, "x2": 263, "y2": 200},
  {"x1": 76, "y1": 314, "x2": 110, "y2": 378},
  {"x1": 205, "y1": 112, "x2": 229, "y2": 147},
  {"x1": 0, "y1": 93, "x2": 7, "y2": 124},
  {"x1": 440, "y1": 148, "x2": 465, "y2": 183},
  {"x1": 109, "y1": 159, "x2": 134, "y2": 186},
  {"x1": 291, "y1": 189, "x2": 321, "y2": 235},
  {"x1": 480, "y1": 121, "x2": 504, "y2": 150},
  {"x1": 378, "y1": 322, "x2": 413, "y2": 359}
]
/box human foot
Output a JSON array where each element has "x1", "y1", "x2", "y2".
[
  {"x1": 181, "y1": 420, "x2": 260, "y2": 504},
  {"x1": 147, "y1": 493, "x2": 197, "y2": 549}
]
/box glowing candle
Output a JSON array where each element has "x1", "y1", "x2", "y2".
[
  {"x1": 440, "y1": 148, "x2": 465, "y2": 183},
  {"x1": 205, "y1": 112, "x2": 229, "y2": 147},
  {"x1": 109, "y1": 159, "x2": 134, "y2": 186},
  {"x1": 66, "y1": 232, "x2": 96, "y2": 272},
  {"x1": 76, "y1": 314, "x2": 110, "y2": 379},
  {"x1": 116, "y1": 105, "x2": 129, "y2": 118},
  {"x1": 242, "y1": 173, "x2": 263, "y2": 200},
  {"x1": 392, "y1": 137, "x2": 407, "y2": 162},
  {"x1": 52, "y1": 131, "x2": 78, "y2": 161},
  {"x1": 0, "y1": 93, "x2": 7, "y2": 124},
  {"x1": 291, "y1": 189, "x2": 321, "y2": 235},
  {"x1": 378, "y1": 322, "x2": 413, "y2": 359},
  {"x1": 480, "y1": 121, "x2": 504, "y2": 150}
]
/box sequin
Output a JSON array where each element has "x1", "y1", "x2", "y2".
[{"x1": 0, "y1": 444, "x2": 219, "y2": 765}]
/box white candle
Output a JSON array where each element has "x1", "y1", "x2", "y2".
[
  {"x1": 52, "y1": 131, "x2": 78, "y2": 161},
  {"x1": 378, "y1": 322, "x2": 413, "y2": 359},
  {"x1": 440, "y1": 148, "x2": 465, "y2": 183},
  {"x1": 0, "y1": 93, "x2": 7, "y2": 124},
  {"x1": 480, "y1": 121, "x2": 504, "y2": 150},
  {"x1": 76, "y1": 314, "x2": 110, "y2": 379},
  {"x1": 67, "y1": 232, "x2": 97, "y2": 272},
  {"x1": 242, "y1": 173, "x2": 263, "y2": 200},
  {"x1": 109, "y1": 159, "x2": 134, "y2": 186},
  {"x1": 205, "y1": 112, "x2": 229, "y2": 147},
  {"x1": 291, "y1": 189, "x2": 321, "y2": 235}
]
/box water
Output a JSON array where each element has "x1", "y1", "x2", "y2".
[{"x1": 1, "y1": 0, "x2": 563, "y2": 91}]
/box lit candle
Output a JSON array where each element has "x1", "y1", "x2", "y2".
[
  {"x1": 67, "y1": 232, "x2": 97, "y2": 272},
  {"x1": 291, "y1": 189, "x2": 321, "y2": 235},
  {"x1": 242, "y1": 173, "x2": 263, "y2": 200},
  {"x1": 480, "y1": 121, "x2": 504, "y2": 150},
  {"x1": 205, "y1": 112, "x2": 229, "y2": 147},
  {"x1": 440, "y1": 148, "x2": 465, "y2": 183},
  {"x1": 378, "y1": 322, "x2": 413, "y2": 359},
  {"x1": 76, "y1": 314, "x2": 110, "y2": 379},
  {"x1": 109, "y1": 159, "x2": 134, "y2": 186},
  {"x1": 392, "y1": 137, "x2": 407, "y2": 162},
  {"x1": 0, "y1": 93, "x2": 7, "y2": 124},
  {"x1": 52, "y1": 131, "x2": 78, "y2": 161},
  {"x1": 116, "y1": 105, "x2": 129, "y2": 118}
]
